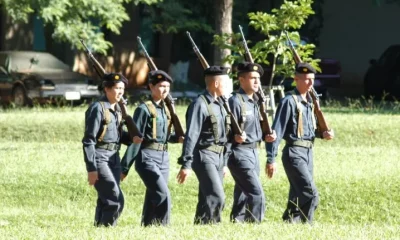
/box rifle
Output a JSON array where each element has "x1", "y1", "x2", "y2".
[
  {"x1": 79, "y1": 39, "x2": 142, "y2": 139},
  {"x1": 238, "y1": 25, "x2": 272, "y2": 135},
  {"x1": 284, "y1": 31, "x2": 330, "y2": 134},
  {"x1": 137, "y1": 36, "x2": 185, "y2": 139},
  {"x1": 186, "y1": 31, "x2": 243, "y2": 136}
]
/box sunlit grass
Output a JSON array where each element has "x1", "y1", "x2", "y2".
[{"x1": 0, "y1": 103, "x2": 399, "y2": 239}]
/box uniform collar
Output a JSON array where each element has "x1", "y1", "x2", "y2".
[
  {"x1": 238, "y1": 88, "x2": 253, "y2": 102},
  {"x1": 203, "y1": 90, "x2": 219, "y2": 104},
  {"x1": 294, "y1": 88, "x2": 312, "y2": 104},
  {"x1": 100, "y1": 96, "x2": 112, "y2": 109}
]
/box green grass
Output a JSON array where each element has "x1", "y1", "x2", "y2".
[{"x1": 0, "y1": 104, "x2": 399, "y2": 239}]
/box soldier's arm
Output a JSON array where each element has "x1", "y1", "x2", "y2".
[
  {"x1": 178, "y1": 100, "x2": 204, "y2": 169},
  {"x1": 82, "y1": 103, "x2": 102, "y2": 172},
  {"x1": 121, "y1": 106, "x2": 148, "y2": 175},
  {"x1": 266, "y1": 97, "x2": 292, "y2": 164}
]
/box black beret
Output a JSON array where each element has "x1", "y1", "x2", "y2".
[
  {"x1": 148, "y1": 70, "x2": 173, "y2": 85},
  {"x1": 103, "y1": 73, "x2": 128, "y2": 85},
  {"x1": 295, "y1": 63, "x2": 316, "y2": 74},
  {"x1": 237, "y1": 62, "x2": 264, "y2": 76},
  {"x1": 204, "y1": 66, "x2": 231, "y2": 76}
]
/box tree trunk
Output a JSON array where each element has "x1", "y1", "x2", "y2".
[{"x1": 213, "y1": 0, "x2": 233, "y2": 67}]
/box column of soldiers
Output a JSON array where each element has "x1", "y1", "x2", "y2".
[{"x1": 82, "y1": 37, "x2": 334, "y2": 227}]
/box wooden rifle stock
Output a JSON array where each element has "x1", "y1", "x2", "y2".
[
  {"x1": 80, "y1": 39, "x2": 142, "y2": 139},
  {"x1": 186, "y1": 31, "x2": 210, "y2": 69},
  {"x1": 284, "y1": 31, "x2": 330, "y2": 134},
  {"x1": 186, "y1": 31, "x2": 243, "y2": 135},
  {"x1": 238, "y1": 26, "x2": 272, "y2": 135},
  {"x1": 164, "y1": 95, "x2": 185, "y2": 139},
  {"x1": 137, "y1": 36, "x2": 185, "y2": 139}
]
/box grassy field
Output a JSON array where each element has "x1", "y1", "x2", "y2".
[{"x1": 0, "y1": 102, "x2": 399, "y2": 239}]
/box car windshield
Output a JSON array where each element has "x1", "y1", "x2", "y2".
[{"x1": 7, "y1": 52, "x2": 70, "y2": 72}]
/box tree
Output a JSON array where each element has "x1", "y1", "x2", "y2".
[
  {"x1": 213, "y1": 0, "x2": 320, "y2": 86},
  {"x1": 213, "y1": 0, "x2": 233, "y2": 66},
  {"x1": 0, "y1": 0, "x2": 160, "y2": 55}
]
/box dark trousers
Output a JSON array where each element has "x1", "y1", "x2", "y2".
[
  {"x1": 94, "y1": 149, "x2": 124, "y2": 227},
  {"x1": 281, "y1": 145, "x2": 319, "y2": 224},
  {"x1": 135, "y1": 148, "x2": 170, "y2": 227},
  {"x1": 192, "y1": 149, "x2": 225, "y2": 224},
  {"x1": 228, "y1": 147, "x2": 265, "y2": 223}
]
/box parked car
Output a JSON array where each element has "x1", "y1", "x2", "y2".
[
  {"x1": 364, "y1": 44, "x2": 400, "y2": 99},
  {"x1": 0, "y1": 51, "x2": 100, "y2": 106}
]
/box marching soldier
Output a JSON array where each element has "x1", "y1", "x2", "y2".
[
  {"x1": 121, "y1": 70, "x2": 180, "y2": 226},
  {"x1": 82, "y1": 73, "x2": 135, "y2": 227},
  {"x1": 226, "y1": 62, "x2": 268, "y2": 223},
  {"x1": 176, "y1": 66, "x2": 231, "y2": 224},
  {"x1": 266, "y1": 63, "x2": 334, "y2": 224}
]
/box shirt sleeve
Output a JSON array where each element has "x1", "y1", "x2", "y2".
[
  {"x1": 266, "y1": 97, "x2": 292, "y2": 164},
  {"x1": 82, "y1": 103, "x2": 102, "y2": 172},
  {"x1": 120, "y1": 106, "x2": 148, "y2": 175},
  {"x1": 178, "y1": 99, "x2": 204, "y2": 169}
]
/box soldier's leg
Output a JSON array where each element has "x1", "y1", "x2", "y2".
[
  {"x1": 94, "y1": 151, "x2": 123, "y2": 227},
  {"x1": 228, "y1": 149, "x2": 265, "y2": 223},
  {"x1": 135, "y1": 150, "x2": 170, "y2": 226},
  {"x1": 306, "y1": 148, "x2": 319, "y2": 222},
  {"x1": 155, "y1": 151, "x2": 171, "y2": 225},
  {"x1": 282, "y1": 146, "x2": 318, "y2": 224},
  {"x1": 192, "y1": 161, "x2": 225, "y2": 224}
]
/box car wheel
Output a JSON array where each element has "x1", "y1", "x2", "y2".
[{"x1": 12, "y1": 86, "x2": 29, "y2": 107}]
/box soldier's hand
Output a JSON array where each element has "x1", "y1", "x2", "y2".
[
  {"x1": 265, "y1": 163, "x2": 277, "y2": 179},
  {"x1": 223, "y1": 166, "x2": 230, "y2": 178},
  {"x1": 120, "y1": 173, "x2": 127, "y2": 181},
  {"x1": 133, "y1": 136, "x2": 143, "y2": 144},
  {"x1": 178, "y1": 136, "x2": 185, "y2": 144},
  {"x1": 323, "y1": 129, "x2": 334, "y2": 140},
  {"x1": 234, "y1": 132, "x2": 247, "y2": 144},
  {"x1": 265, "y1": 130, "x2": 277, "y2": 142},
  {"x1": 88, "y1": 171, "x2": 98, "y2": 186},
  {"x1": 177, "y1": 168, "x2": 191, "y2": 184}
]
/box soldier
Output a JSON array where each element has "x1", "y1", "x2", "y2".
[
  {"x1": 226, "y1": 62, "x2": 270, "y2": 223},
  {"x1": 266, "y1": 63, "x2": 334, "y2": 224},
  {"x1": 176, "y1": 66, "x2": 230, "y2": 224},
  {"x1": 82, "y1": 73, "x2": 136, "y2": 227},
  {"x1": 121, "y1": 70, "x2": 180, "y2": 227}
]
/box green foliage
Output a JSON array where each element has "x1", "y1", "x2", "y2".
[
  {"x1": 1, "y1": 0, "x2": 160, "y2": 55},
  {"x1": 213, "y1": 0, "x2": 321, "y2": 83},
  {"x1": 147, "y1": 0, "x2": 213, "y2": 34}
]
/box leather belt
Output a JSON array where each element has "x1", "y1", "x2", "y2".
[
  {"x1": 96, "y1": 142, "x2": 120, "y2": 151},
  {"x1": 287, "y1": 140, "x2": 313, "y2": 149},
  {"x1": 142, "y1": 142, "x2": 168, "y2": 151},
  {"x1": 234, "y1": 142, "x2": 257, "y2": 149},
  {"x1": 203, "y1": 145, "x2": 225, "y2": 154}
]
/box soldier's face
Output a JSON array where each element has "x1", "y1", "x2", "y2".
[
  {"x1": 215, "y1": 75, "x2": 229, "y2": 97},
  {"x1": 105, "y1": 82, "x2": 125, "y2": 104},
  {"x1": 150, "y1": 81, "x2": 170, "y2": 101},
  {"x1": 294, "y1": 73, "x2": 315, "y2": 94},
  {"x1": 240, "y1": 71, "x2": 260, "y2": 93}
]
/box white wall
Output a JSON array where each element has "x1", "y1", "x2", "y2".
[{"x1": 318, "y1": 0, "x2": 400, "y2": 87}]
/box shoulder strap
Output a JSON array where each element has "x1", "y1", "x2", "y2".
[
  {"x1": 288, "y1": 91, "x2": 303, "y2": 138},
  {"x1": 144, "y1": 100, "x2": 157, "y2": 140},
  {"x1": 237, "y1": 93, "x2": 247, "y2": 130},
  {"x1": 200, "y1": 95, "x2": 219, "y2": 144},
  {"x1": 98, "y1": 101, "x2": 111, "y2": 142},
  {"x1": 163, "y1": 102, "x2": 172, "y2": 139}
]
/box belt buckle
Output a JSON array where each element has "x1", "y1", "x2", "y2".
[{"x1": 157, "y1": 144, "x2": 164, "y2": 151}]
